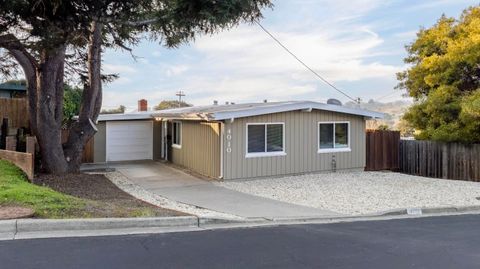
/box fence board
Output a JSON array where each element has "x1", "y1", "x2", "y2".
[
  {"x1": 0, "y1": 98, "x2": 29, "y2": 129},
  {"x1": 399, "y1": 140, "x2": 480, "y2": 182}
]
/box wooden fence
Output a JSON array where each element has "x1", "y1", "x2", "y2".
[
  {"x1": 365, "y1": 130, "x2": 400, "y2": 171},
  {"x1": 0, "y1": 98, "x2": 29, "y2": 129},
  {"x1": 399, "y1": 140, "x2": 480, "y2": 182}
]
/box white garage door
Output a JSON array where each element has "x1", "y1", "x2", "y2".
[{"x1": 106, "y1": 121, "x2": 153, "y2": 162}]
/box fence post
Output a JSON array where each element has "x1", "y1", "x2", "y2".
[
  {"x1": 26, "y1": 136, "x2": 36, "y2": 159},
  {"x1": 0, "y1": 118, "x2": 7, "y2": 149},
  {"x1": 441, "y1": 143, "x2": 448, "y2": 179},
  {"x1": 5, "y1": 136, "x2": 16, "y2": 151}
]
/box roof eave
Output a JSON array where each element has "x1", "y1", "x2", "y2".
[{"x1": 212, "y1": 102, "x2": 384, "y2": 120}]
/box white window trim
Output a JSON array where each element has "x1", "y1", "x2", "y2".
[
  {"x1": 172, "y1": 121, "x2": 182, "y2": 149},
  {"x1": 245, "y1": 122, "x2": 286, "y2": 158},
  {"x1": 317, "y1": 121, "x2": 351, "y2": 154}
]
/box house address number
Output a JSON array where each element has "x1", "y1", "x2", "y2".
[{"x1": 226, "y1": 129, "x2": 232, "y2": 153}]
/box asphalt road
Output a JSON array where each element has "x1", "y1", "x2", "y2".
[{"x1": 1, "y1": 214, "x2": 480, "y2": 269}]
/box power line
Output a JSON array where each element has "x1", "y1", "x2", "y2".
[
  {"x1": 254, "y1": 20, "x2": 359, "y2": 103},
  {"x1": 376, "y1": 90, "x2": 398, "y2": 101}
]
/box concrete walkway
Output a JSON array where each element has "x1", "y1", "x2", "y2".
[{"x1": 103, "y1": 161, "x2": 339, "y2": 219}]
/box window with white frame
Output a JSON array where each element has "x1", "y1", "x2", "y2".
[
  {"x1": 172, "y1": 121, "x2": 182, "y2": 148},
  {"x1": 318, "y1": 122, "x2": 350, "y2": 152},
  {"x1": 246, "y1": 123, "x2": 285, "y2": 157}
]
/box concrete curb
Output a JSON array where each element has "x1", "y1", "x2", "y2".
[
  {"x1": 376, "y1": 205, "x2": 480, "y2": 217},
  {"x1": 0, "y1": 219, "x2": 16, "y2": 234},
  {"x1": 0, "y1": 219, "x2": 16, "y2": 240},
  {"x1": 15, "y1": 216, "x2": 198, "y2": 233},
  {"x1": 2, "y1": 205, "x2": 480, "y2": 241}
]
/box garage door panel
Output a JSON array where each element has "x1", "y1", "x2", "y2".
[{"x1": 106, "y1": 121, "x2": 153, "y2": 161}]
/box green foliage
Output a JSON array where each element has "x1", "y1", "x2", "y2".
[
  {"x1": 101, "y1": 105, "x2": 126, "y2": 114},
  {"x1": 397, "y1": 6, "x2": 480, "y2": 143},
  {"x1": 3, "y1": 79, "x2": 26, "y2": 86},
  {"x1": 0, "y1": 0, "x2": 273, "y2": 51},
  {"x1": 376, "y1": 124, "x2": 390, "y2": 131},
  {"x1": 154, "y1": 100, "x2": 192, "y2": 110},
  {"x1": 0, "y1": 160, "x2": 83, "y2": 218},
  {"x1": 63, "y1": 85, "x2": 83, "y2": 125}
]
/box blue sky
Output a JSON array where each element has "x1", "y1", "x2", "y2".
[{"x1": 102, "y1": 0, "x2": 477, "y2": 111}]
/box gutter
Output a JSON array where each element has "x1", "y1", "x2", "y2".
[{"x1": 219, "y1": 121, "x2": 225, "y2": 179}]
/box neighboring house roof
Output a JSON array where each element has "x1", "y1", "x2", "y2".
[
  {"x1": 0, "y1": 83, "x2": 27, "y2": 91},
  {"x1": 153, "y1": 101, "x2": 384, "y2": 121}
]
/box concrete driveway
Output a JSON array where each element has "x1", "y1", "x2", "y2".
[{"x1": 105, "y1": 161, "x2": 339, "y2": 219}]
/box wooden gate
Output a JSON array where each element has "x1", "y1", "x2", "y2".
[{"x1": 365, "y1": 130, "x2": 400, "y2": 171}]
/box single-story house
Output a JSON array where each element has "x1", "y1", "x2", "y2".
[{"x1": 92, "y1": 100, "x2": 383, "y2": 180}]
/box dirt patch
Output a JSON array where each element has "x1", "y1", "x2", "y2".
[
  {"x1": 34, "y1": 173, "x2": 186, "y2": 218},
  {"x1": 0, "y1": 206, "x2": 35, "y2": 220}
]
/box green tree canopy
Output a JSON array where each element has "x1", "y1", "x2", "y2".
[
  {"x1": 154, "y1": 100, "x2": 192, "y2": 110},
  {"x1": 63, "y1": 85, "x2": 83, "y2": 125},
  {"x1": 101, "y1": 105, "x2": 126, "y2": 114},
  {"x1": 397, "y1": 6, "x2": 480, "y2": 143}
]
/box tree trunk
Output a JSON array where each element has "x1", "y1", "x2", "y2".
[
  {"x1": 34, "y1": 46, "x2": 69, "y2": 174},
  {"x1": 63, "y1": 21, "x2": 104, "y2": 172}
]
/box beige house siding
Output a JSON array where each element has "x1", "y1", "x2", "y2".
[
  {"x1": 223, "y1": 110, "x2": 366, "y2": 180},
  {"x1": 171, "y1": 121, "x2": 221, "y2": 178},
  {"x1": 93, "y1": 121, "x2": 106, "y2": 163}
]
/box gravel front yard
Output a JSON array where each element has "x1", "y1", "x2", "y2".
[{"x1": 216, "y1": 172, "x2": 480, "y2": 215}]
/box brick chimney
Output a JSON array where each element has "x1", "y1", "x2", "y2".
[{"x1": 138, "y1": 99, "x2": 148, "y2": 112}]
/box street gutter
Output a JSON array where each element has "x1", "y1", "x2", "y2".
[{"x1": 1, "y1": 206, "x2": 480, "y2": 241}]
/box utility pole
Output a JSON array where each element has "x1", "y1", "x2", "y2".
[{"x1": 176, "y1": 90, "x2": 185, "y2": 107}]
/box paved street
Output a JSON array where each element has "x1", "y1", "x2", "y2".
[{"x1": 1, "y1": 214, "x2": 480, "y2": 269}]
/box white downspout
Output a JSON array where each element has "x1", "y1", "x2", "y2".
[{"x1": 219, "y1": 121, "x2": 224, "y2": 180}]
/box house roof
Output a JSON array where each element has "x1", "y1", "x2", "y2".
[
  {"x1": 152, "y1": 101, "x2": 384, "y2": 121},
  {"x1": 0, "y1": 82, "x2": 27, "y2": 91}
]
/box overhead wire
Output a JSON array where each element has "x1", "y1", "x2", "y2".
[{"x1": 254, "y1": 20, "x2": 360, "y2": 103}]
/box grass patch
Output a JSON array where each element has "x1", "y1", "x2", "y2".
[
  {"x1": 0, "y1": 160, "x2": 183, "y2": 219},
  {"x1": 0, "y1": 160, "x2": 84, "y2": 218}
]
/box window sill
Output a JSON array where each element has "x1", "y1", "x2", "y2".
[
  {"x1": 245, "y1": 152, "x2": 286, "y2": 158},
  {"x1": 172, "y1": 144, "x2": 182, "y2": 149},
  {"x1": 317, "y1": 148, "x2": 351, "y2": 154}
]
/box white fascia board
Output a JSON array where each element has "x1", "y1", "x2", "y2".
[
  {"x1": 97, "y1": 113, "x2": 154, "y2": 121},
  {"x1": 152, "y1": 113, "x2": 213, "y2": 121},
  {"x1": 213, "y1": 102, "x2": 384, "y2": 120}
]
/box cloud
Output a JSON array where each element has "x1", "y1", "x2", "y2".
[
  {"x1": 101, "y1": 0, "x2": 426, "y2": 108},
  {"x1": 103, "y1": 64, "x2": 137, "y2": 74},
  {"x1": 178, "y1": 15, "x2": 402, "y2": 104},
  {"x1": 165, "y1": 65, "x2": 189, "y2": 77}
]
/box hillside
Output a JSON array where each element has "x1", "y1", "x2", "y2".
[{"x1": 344, "y1": 99, "x2": 412, "y2": 130}]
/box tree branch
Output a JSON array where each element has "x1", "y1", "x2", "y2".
[
  {"x1": 0, "y1": 34, "x2": 38, "y2": 69},
  {"x1": 0, "y1": 34, "x2": 39, "y2": 133}
]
